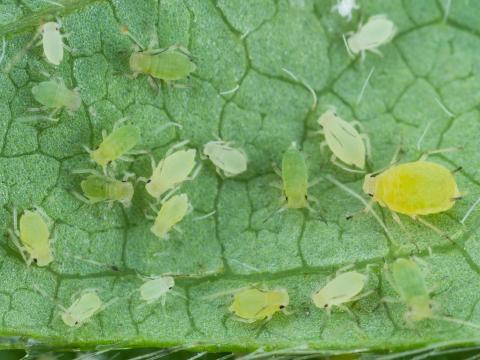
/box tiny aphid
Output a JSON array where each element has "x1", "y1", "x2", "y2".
[
  {"x1": 229, "y1": 287, "x2": 289, "y2": 323},
  {"x1": 31, "y1": 78, "x2": 81, "y2": 120},
  {"x1": 345, "y1": 15, "x2": 396, "y2": 60},
  {"x1": 145, "y1": 141, "x2": 198, "y2": 199},
  {"x1": 140, "y1": 275, "x2": 175, "y2": 305},
  {"x1": 88, "y1": 124, "x2": 141, "y2": 168},
  {"x1": 121, "y1": 26, "x2": 196, "y2": 86},
  {"x1": 8, "y1": 208, "x2": 54, "y2": 267},
  {"x1": 312, "y1": 271, "x2": 369, "y2": 312},
  {"x1": 203, "y1": 140, "x2": 248, "y2": 177},
  {"x1": 332, "y1": 0, "x2": 359, "y2": 21},
  {"x1": 150, "y1": 194, "x2": 191, "y2": 239},
  {"x1": 317, "y1": 109, "x2": 370, "y2": 172},
  {"x1": 385, "y1": 258, "x2": 480, "y2": 330},
  {"x1": 74, "y1": 171, "x2": 134, "y2": 207},
  {"x1": 362, "y1": 150, "x2": 462, "y2": 240},
  {"x1": 39, "y1": 21, "x2": 67, "y2": 65},
  {"x1": 61, "y1": 290, "x2": 104, "y2": 327}
]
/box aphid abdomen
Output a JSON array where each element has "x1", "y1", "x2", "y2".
[
  {"x1": 32, "y1": 82, "x2": 65, "y2": 108},
  {"x1": 282, "y1": 147, "x2": 309, "y2": 208},
  {"x1": 92, "y1": 126, "x2": 140, "y2": 167},
  {"x1": 107, "y1": 180, "x2": 134, "y2": 203},
  {"x1": 20, "y1": 211, "x2": 49, "y2": 249},
  {"x1": 81, "y1": 175, "x2": 108, "y2": 203},
  {"x1": 376, "y1": 161, "x2": 458, "y2": 215},
  {"x1": 324, "y1": 121, "x2": 365, "y2": 168},
  {"x1": 231, "y1": 289, "x2": 268, "y2": 320},
  {"x1": 150, "y1": 51, "x2": 196, "y2": 81},
  {"x1": 151, "y1": 194, "x2": 189, "y2": 238},
  {"x1": 42, "y1": 22, "x2": 63, "y2": 65},
  {"x1": 391, "y1": 259, "x2": 428, "y2": 300}
]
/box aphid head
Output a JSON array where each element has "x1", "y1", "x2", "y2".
[
  {"x1": 129, "y1": 52, "x2": 147, "y2": 74},
  {"x1": 90, "y1": 148, "x2": 108, "y2": 168},
  {"x1": 311, "y1": 290, "x2": 331, "y2": 310},
  {"x1": 41, "y1": 22, "x2": 59, "y2": 34},
  {"x1": 405, "y1": 297, "x2": 433, "y2": 324},
  {"x1": 31, "y1": 248, "x2": 54, "y2": 267},
  {"x1": 272, "y1": 288, "x2": 290, "y2": 311},
  {"x1": 61, "y1": 311, "x2": 79, "y2": 328},
  {"x1": 317, "y1": 109, "x2": 338, "y2": 128},
  {"x1": 362, "y1": 173, "x2": 377, "y2": 197}
]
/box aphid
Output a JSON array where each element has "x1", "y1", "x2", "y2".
[
  {"x1": 228, "y1": 286, "x2": 290, "y2": 323},
  {"x1": 317, "y1": 109, "x2": 370, "y2": 172},
  {"x1": 385, "y1": 258, "x2": 480, "y2": 329},
  {"x1": 38, "y1": 21, "x2": 68, "y2": 65},
  {"x1": 312, "y1": 271, "x2": 369, "y2": 312},
  {"x1": 87, "y1": 124, "x2": 141, "y2": 168},
  {"x1": 61, "y1": 290, "x2": 104, "y2": 327},
  {"x1": 203, "y1": 140, "x2": 248, "y2": 177},
  {"x1": 362, "y1": 149, "x2": 462, "y2": 239},
  {"x1": 73, "y1": 171, "x2": 134, "y2": 207},
  {"x1": 145, "y1": 141, "x2": 199, "y2": 199},
  {"x1": 269, "y1": 142, "x2": 318, "y2": 214},
  {"x1": 139, "y1": 275, "x2": 175, "y2": 305},
  {"x1": 8, "y1": 208, "x2": 54, "y2": 267},
  {"x1": 149, "y1": 193, "x2": 191, "y2": 239},
  {"x1": 121, "y1": 26, "x2": 196, "y2": 86},
  {"x1": 332, "y1": 0, "x2": 359, "y2": 21},
  {"x1": 31, "y1": 78, "x2": 81, "y2": 120},
  {"x1": 345, "y1": 15, "x2": 396, "y2": 60}
]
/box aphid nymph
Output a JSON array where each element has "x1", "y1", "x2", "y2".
[
  {"x1": 203, "y1": 139, "x2": 248, "y2": 177},
  {"x1": 61, "y1": 290, "x2": 111, "y2": 328},
  {"x1": 148, "y1": 193, "x2": 192, "y2": 239},
  {"x1": 317, "y1": 108, "x2": 370, "y2": 172},
  {"x1": 345, "y1": 15, "x2": 396, "y2": 60},
  {"x1": 332, "y1": 0, "x2": 359, "y2": 21},
  {"x1": 31, "y1": 78, "x2": 81, "y2": 121},
  {"x1": 38, "y1": 21, "x2": 69, "y2": 65},
  {"x1": 8, "y1": 207, "x2": 54, "y2": 267},
  {"x1": 121, "y1": 26, "x2": 196, "y2": 87}
]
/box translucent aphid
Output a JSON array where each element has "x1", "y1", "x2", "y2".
[
  {"x1": 345, "y1": 15, "x2": 396, "y2": 60},
  {"x1": 121, "y1": 26, "x2": 196, "y2": 87},
  {"x1": 385, "y1": 258, "x2": 480, "y2": 329},
  {"x1": 229, "y1": 286, "x2": 290, "y2": 323},
  {"x1": 139, "y1": 275, "x2": 175, "y2": 305},
  {"x1": 317, "y1": 109, "x2": 370, "y2": 173},
  {"x1": 203, "y1": 140, "x2": 248, "y2": 177},
  {"x1": 149, "y1": 193, "x2": 192, "y2": 239},
  {"x1": 31, "y1": 78, "x2": 81, "y2": 120},
  {"x1": 362, "y1": 148, "x2": 462, "y2": 240},
  {"x1": 38, "y1": 21, "x2": 68, "y2": 65},
  {"x1": 87, "y1": 124, "x2": 141, "y2": 169},
  {"x1": 8, "y1": 208, "x2": 54, "y2": 267},
  {"x1": 61, "y1": 290, "x2": 105, "y2": 327},
  {"x1": 73, "y1": 170, "x2": 134, "y2": 207},
  {"x1": 332, "y1": 0, "x2": 359, "y2": 21},
  {"x1": 144, "y1": 141, "x2": 199, "y2": 199}
]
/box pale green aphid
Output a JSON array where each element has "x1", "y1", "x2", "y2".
[
  {"x1": 140, "y1": 275, "x2": 175, "y2": 305},
  {"x1": 31, "y1": 78, "x2": 81, "y2": 120},
  {"x1": 145, "y1": 141, "x2": 199, "y2": 199},
  {"x1": 61, "y1": 290, "x2": 104, "y2": 327},
  {"x1": 203, "y1": 140, "x2": 248, "y2": 177},
  {"x1": 121, "y1": 26, "x2": 196, "y2": 87},
  {"x1": 73, "y1": 170, "x2": 134, "y2": 207},
  {"x1": 8, "y1": 208, "x2": 54, "y2": 267},
  {"x1": 39, "y1": 21, "x2": 66, "y2": 65},
  {"x1": 345, "y1": 15, "x2": 396, "y2": 60},
  {"x1": 88, "y1": 124, "x2": 141, "y2": 168},
  {"x1": 385, "y1": 258, "x2": 480, "y2": 329},
  {"x1": 317, "y1": 109, "x2": 370, "y2": 173},
  {"x1": 150, "y1": 194, "x2": 192, "y2": 239}
]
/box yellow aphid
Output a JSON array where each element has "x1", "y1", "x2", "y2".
[
  {"x1": 312, "y1": 271, "x2": 368, "y2": 312},
  {"x1": 61, "y1": 291, "x2": 104, "y2": 327},
  {"x1": 8, "y1": 208, "x2": 54, "y2": 267},
  {"x1": 229, "y1": 287, "x2": 289, "y2": 323},
  {"x1": 150, "y1": 194, "x2": 191, "y2": 239},
  {"x1": 363, "y1": 161, "x2": 460, "y2": 216},
  {"x1": 145, "y1": 141, "x2": 198, "y2": 199},
  {"x1": 318, "y1": 109, "x2": 369, "y2": 172}
]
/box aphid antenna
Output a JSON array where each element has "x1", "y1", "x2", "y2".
[
  {"x1": 0, "y1": 37, "x2": 5, "y2": 66},
  {"x1": 434, "y1": 97, "x2": 454, "y2": 117},
  {"x1": 324, "y1": 175, "x2": 396, "y2": 244},
  {"x1": 41, "y1": 0, "x2": 65, "y2": 7},
  {"x1": 120, "y1": 25, "x2": 145, "y2": 51},
  {"x1": 461, "y1": 196, "x2": 480, "y2": 225},
  {"x1": 219, "y1": 84, "x2": 240, "y2": 96},
  {"x1": 356, "y1": 66, "x2": 375, "y2": 105},
  {"x1": 229, "y1": 258, "x2": 260, "y2": 273},
  {"x1": 63, "y1": 251, "x2": 120, "y2": 272},
  {"x1": 430, "y1": 314, "x2": 480, "y2": 330},
  {"x1": 416, "y1": 121, "x2": 432, "y2": 150},
  {"x1": 342, "y1": 33, "x2": 355, "y2": 59},
  {"x1": 155, "y1": 121, "x2": 182, "y2": 134},
  {"x1": 32, "y1": 284, "x2": 67, "y2": 312},
  {"x1": 419, "y1": 146, "x2": 461, "y2": 161},
  {"x1": 3, "y1": 31, "x2": 40, "y2": 74},
  {"x1": 193, "y1": 210, "x2": 216, "y2": 221},
  {"x1": 281, "y1": 67, "x2": 317, "y2": 111},
  {"x1": 262, "y1": 205, "x2": 286, "y2": 224}
]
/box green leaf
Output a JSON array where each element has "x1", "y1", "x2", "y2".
[{"x1": 1, "y1": 0, "x2": 480, "y2": 356}]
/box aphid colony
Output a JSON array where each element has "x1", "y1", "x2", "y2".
[{"x1": 7, "y1": 10, "x2": 476, "y2": 334}]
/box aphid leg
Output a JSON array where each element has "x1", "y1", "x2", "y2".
[
  {"x1": 368, "y1": 48, "x2": 384, "y2": 57},
  {"x1": 419, "y1": 147, "x2": 460, "y2": 161},
  {"x1": 390, "y1": 211, "x2": 419, "y2": 251},
  {"x1": 7, "y1": 229, "x2": 29, "y2": 265},
  {"x1": 165, "y1": 139, "x2": 190, "y2": 157},
  {"x1": 193, "y1": 210, "x2": 216, "y2": 221},
  {"x1": 186, "y1": 163, "x2": 203, "y2": 182},
  {"x1": 34, "y1": 205, "x2": 53, "y2": 226},
  {"x1": 268, "y1": 181, "x2": 282, "y2": 190},
  {"x1": 413, "y1": 216, "x2": 454, "y2": 243},
  {"x1": 272, "y1": 162, "x2": 282, "y2": 177},
  {"x1": 360, "y1": 134, "x2": 372, "y2": 158},
  {"x1": 147, "y1": 76, "x2": 159, "y2": 91},
  {"x1": 342, "y1": 34, "x2": 355, "y2": 59},
  {"x1": 382, "y1": 262, "x2": 402, "y2": 296},
  {"x1": 338, "y1": 304, "x2": 365, "y2": 336},
  {"x1": 330, "y1": 154, "x2": 365, "y2": 173},
  {"x1": 319, "y1": 140, "x2": 329, "y2": 155}
]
